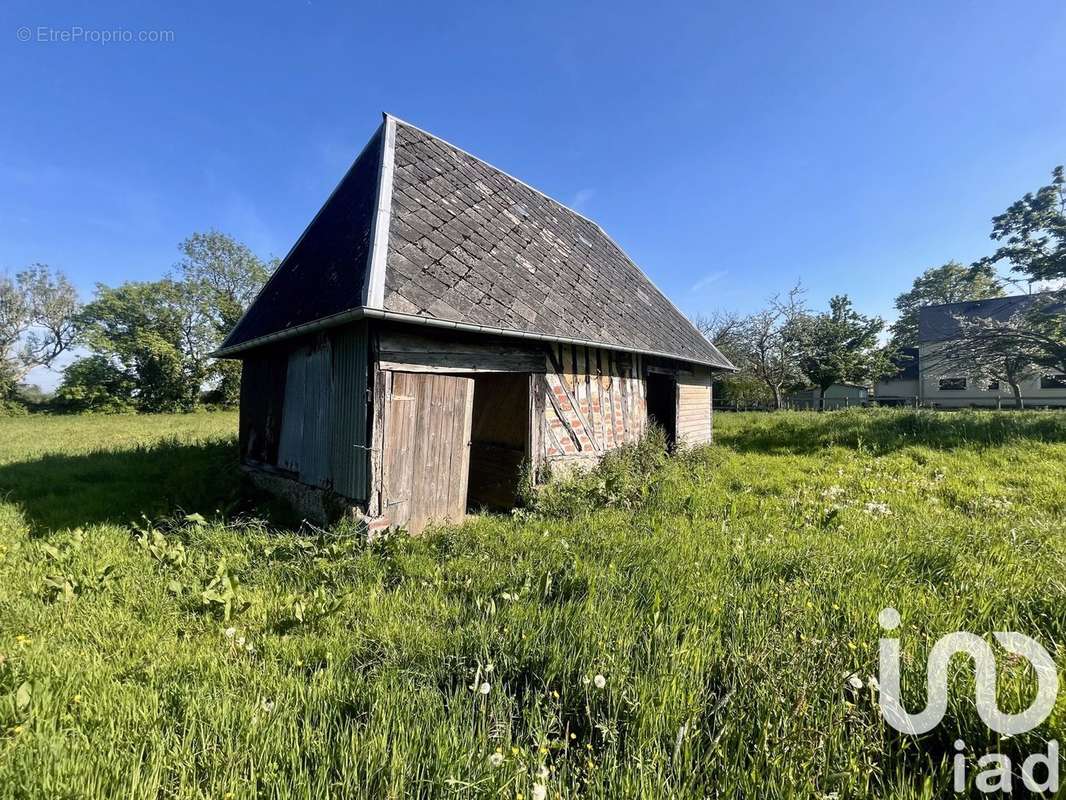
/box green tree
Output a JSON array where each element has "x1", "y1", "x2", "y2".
[
  {"x1": 963, "y1": 166, "x2": 1066, "y2": 375},
  {"x1": 796, "y1": 295, "x2": 891, "y2": 409},
  {"x1": 78, "y1": 280, "x2": 213, "y2": 412},
  {"x1": 53, "y1": 355, "x2": 135, "y2": 413},
  {"x1": 176, "y1": 231, "x2": 273, "y2": 404},
  {"x1": 977, "y1": 165, "x2": 1065, "y2": 285},
  {"x1": 0, "y1": 265, "x2": 79, "y2": 399},
  {"x1": 889, "y1": 261, "x2": 1004, "y2": 348}
]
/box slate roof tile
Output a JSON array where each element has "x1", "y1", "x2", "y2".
[{"x1": 221, "y1": 115, "x2": 733, "y2": 368}]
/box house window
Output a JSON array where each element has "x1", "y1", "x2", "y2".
[
  {"x1": 1041, "y1": 374, "x2": 1066, "y2": 390},
  {"x1": 938, "y1": 377, "x2": 967, "y2": 391},
  {"x1": 986, "y1": 380, "x2": 1000, "y2": 391}
]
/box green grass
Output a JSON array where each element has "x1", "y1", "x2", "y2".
[{"x1": 1, "y1": 409, "x2": 1065, "y2": 798}]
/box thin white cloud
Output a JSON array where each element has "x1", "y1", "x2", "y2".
[
  {"x1": 569, "y1": 188, "x2": 595, "y2": 212},
  {"x1": 690, "y1": 270, "x2": 727, "y2": 293}
]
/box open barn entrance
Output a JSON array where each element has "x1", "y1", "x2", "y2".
[
  {"x1": 645, "y1": 373, "x2": 677, "y2": 446},
  {"x1": 467, "y1": 373, "x2": 530, "y2": 510}
]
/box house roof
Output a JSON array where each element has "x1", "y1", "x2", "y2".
[
  {"x1": 918, "y1": 293, "x2": 1064, "y2": 343},
  {"x1": 218, "y1": 114, "x2": 734, "y2": 369}
]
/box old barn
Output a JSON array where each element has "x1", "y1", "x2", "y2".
[{"x1": 217, "y1": 114, "x2": 734, "y2": 531}]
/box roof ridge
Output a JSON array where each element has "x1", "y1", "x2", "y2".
[{"x1": 382, "y1": 113, "x2": 721, "y2": 359}]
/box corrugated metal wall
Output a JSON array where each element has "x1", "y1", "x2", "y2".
[
  {"x1": 299, "y1": 341, "x2": 333, "y2": 487},
  {"x1": 247, "y1": 322, "x2": 369, "y2": 502},
  {"x1": 277, "y1": 347, "x2": 307, "y2": 473},
  {"x1": 330, "y1": 323, "x2": 369, "y2": 500}
]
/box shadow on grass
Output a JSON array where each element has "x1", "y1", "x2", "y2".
[
  {"x1": 0, "y1": 437, "x2": 258, "y2": 534},
  {"x1": 715, "y1": 409, "x2": 1066, "y2": 455}
]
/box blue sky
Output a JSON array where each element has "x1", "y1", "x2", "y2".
[{"x1": 3, "y1": 1, "x2": 1065, "y2": 386}]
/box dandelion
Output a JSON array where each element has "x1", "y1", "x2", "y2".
[
  {"x1": 593, "y1": 674, "x2": 606, "y2": 689},
  {"x1": 488, "y1": 752, "x2": 505, "y2": 767},
  {"x1": 15, "y1": 635, "x2": 30, "y2": 647},
  {"x1": 511, "y1": 746, "x2": 520, "y2": 755},
  {"x1": 72, "y1": 694, "x2": 82, "y2": 704},
  {"x1": 532, "y1": 784, "x2": 547, "y2": 800},
  {"x1": 479, "y1": 682, "x2": 491, "y2": 695},
  {"x1": 224, "y1": 627, "x2": 236, "y2": 638}
]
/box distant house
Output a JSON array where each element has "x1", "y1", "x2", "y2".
[
  {"x1": 873, "y1": 347, "x2": 919, "y2": 406},
  {"x1": 785, "y1": 384, "x2": 869, "y2": 410},
  {"x1": 917, "y1": 294, "x2": 1066, "y2": 408},
  {"x1": 216, "y1": 114, "x2": 735, "y2": 531}
]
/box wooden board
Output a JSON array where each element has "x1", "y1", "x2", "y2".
[
  {"x1": 380, "y1": 371, "x2": 475, "y2": 533},
  {"x1": 376, "y1": 327, "x2": 545, "y2": 374},
  {"x1": 676, "y1": 369, "x2": 713, "y2": 445}
]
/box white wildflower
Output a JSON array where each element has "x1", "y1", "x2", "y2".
[
  {"x1": 236, "y1": 636, "x2": 246, "y2": 647},
  {"x1": 537, "y1": 765, "x2": 549, "y2": 779},
  {"x1": 863, "y1": 501, "x2": 892, "y2": 517},
  {"x1": 593, "y1": 674, "x2": 606, "y2": 689},
  {"x1": 488, "y1": 752, "x2": 505, "y2": 767},
  {"x1": 479, "y1": 682, "x2": 491, "y2": 695},
  {"x1": 259, "y1": 697, "x2": 275, "y2": 713},
  {"x1": 532, "y1": 784, "x2": 547, "y2": 800},
  {"x1": 224, "y1": 627, "x2": 236, "y2": 638}
]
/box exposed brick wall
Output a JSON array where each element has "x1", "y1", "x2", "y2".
[{"x1": 541, "y1": 343, "x2": 647, "y2": 463}]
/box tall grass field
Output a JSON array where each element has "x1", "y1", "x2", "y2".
[{"x1": 1, "y1": 410, "x2": 1065, "y2": 798}]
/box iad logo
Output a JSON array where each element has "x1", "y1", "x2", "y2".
[{"x1": 877, "y1": 608, "x2": 1060, "y2": 794}]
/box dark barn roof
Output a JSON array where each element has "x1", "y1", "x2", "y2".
[
  {"x1": 219, "y1": 114, "x2": 733, "y2": 369},
  {"x1": 918, "y1": 293, "x2": 1065, "y2": 343}
]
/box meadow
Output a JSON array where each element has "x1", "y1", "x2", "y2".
[{"x1": 1, "y1": 409, "x2": 1065, "y2": 799}]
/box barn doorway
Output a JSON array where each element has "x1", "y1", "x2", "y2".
[
  {"x1": 467, "y1": 373, "x2": 530, "y2": 510},
  {"x1": 645, "y1": 373, "x2": 677, "y2": 446}
]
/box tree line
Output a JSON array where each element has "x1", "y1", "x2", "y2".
[
  {"x1": 2, "y1": 166, "x2": 1063, "y2": 415},
  {"x1": 0, "y1": 231, "x2": 273, "y2": 413},
  {"x1": 700, "y1": 166, "x2": 1066, "y2": 409}
]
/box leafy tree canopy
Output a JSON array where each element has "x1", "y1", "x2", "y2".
[
  {"x1": 78, "y1": 279, "x2": 213, "y2": 413},
  {"x1": 977, "y1": 165, "x2": 1066, "y2": 285},
  {"x1": 889, "y1": 261, "x2": 1004, "y2": 348},
  {"x1": 0, "y1": 265, "x2": 79, "y2": 398},
  {"x1": 796, "y1": 295, "x2": 891, "y2": 406}
]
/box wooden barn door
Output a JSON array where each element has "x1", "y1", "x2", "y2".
[{"x1": 381, "y1": 372, "x2": 475, "y2": 532}]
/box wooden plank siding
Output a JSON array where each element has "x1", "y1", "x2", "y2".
[
  {"x1": 676, "y1": 368, "x2": 713, "y2": 446},
  {"x1": 375, "y1": 327, "x2": 544, "y2": 374}
]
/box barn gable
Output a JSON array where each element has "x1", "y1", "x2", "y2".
[
  {"x1": 220, "y1": 127, "x2": 385, "y2": 351},
  {"x1": 219, "y1": 114, "x2": 733, "y2": 370}
]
